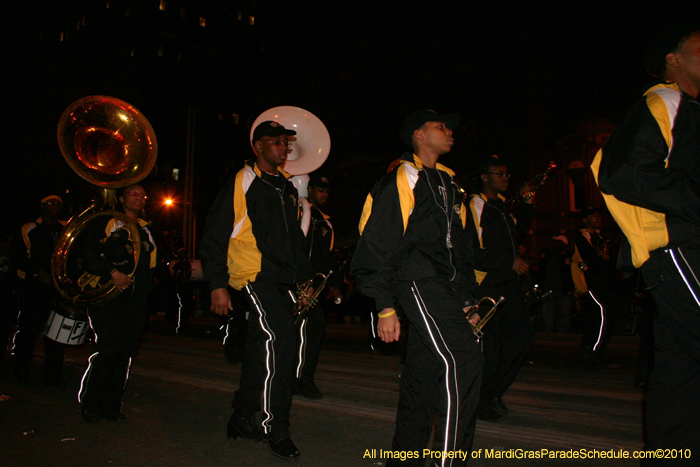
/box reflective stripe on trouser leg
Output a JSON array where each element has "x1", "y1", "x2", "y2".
[
  {"x1": 78, "y1": 351, "x2": 99, "y2": 403},
  {"x1": 669, "y1": 248, "x2": 700, "y2": 307},
  {"x1": 588, "y1": 291, "x2": 606, "y2": 352},
  {"x1": 410, "y1": 282, "x2": 460, "y2": 466},
  {"x1": 244, "y1": 283, "x2": 277, "y2": 434},
  {"x1": 296, "y1": 319, "x2": 307, "y2": 378}
]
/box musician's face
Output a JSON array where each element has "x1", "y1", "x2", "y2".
[
  {"x1": 668, "y1": 32, "x2": 700, "y2": 98},
  {"x1": 482, "y1": 165, "x2": 510, "y2": 194},
  {"x1": 121, "y1": 185, "x2": 147, "y2": 215},
  {"x1": 41, "y1": 199, "x2": 62, "y2": 220},
  {"x1": 256, "y1": 135, "x2": 289, "y2": 170},
  {"x1": 584, "y1": 212, "x2": 602, "y2": 229},
  {"x1": 416, "y1": 121, "x2": 454, "y2": 155},
  {"x1": 307, "y1": 185, "x2": 329, "y2": 206}
]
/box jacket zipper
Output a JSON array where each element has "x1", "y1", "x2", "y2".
[
  {"x1": 259, "y1": 176, "x2": 289, "y2": 232},
  {"x1": 424, "y1": 169, "x2": 457, "y2": 281}
]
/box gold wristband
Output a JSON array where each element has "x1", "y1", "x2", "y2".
[{"x1": 378, "y1": 309, "x2": 396, "y2": 319}]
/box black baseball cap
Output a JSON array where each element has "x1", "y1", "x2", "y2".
[
  {"x1": 399, "y1": 109, "x2": 460, "y2": 149},
  {"x1": 41, "y1": 195, "x2": 63, "y2": 205},
  {"x1": 581, "y1": 207, "x2": 602, "y2": 218},
  {"x1": 252, "y1": 121, "x2": 297, "y2": 143},
  {"x1": 308, "y1": 173, "x2": 330, "y2": 189},
  {"x1": 644, "y1": 23, "x2": 700, "y2": 77}
]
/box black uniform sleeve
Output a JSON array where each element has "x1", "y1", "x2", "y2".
[
  {"x1": 351, "y1": 174, "x2": 405, "y2": 311},
  {"x1": 9, "y1": 226, "x2": 33, "y2": 277},
  {"x1": 308, "y1": 210, "x2": 342, "y2": 288},
  {"x1": 199, "y1": 175, "x2": 236, "y2": 291},
  {"x1": 513, "y1": 203, "x2": 535, "y2": 238},
  {"x1": 83, "y1": 218, "x2": 116, "y2": 278},
  {"x1": 574, "y1": 232, "x2": 604, "y2": 272},
  {"x1": 598, "y1": 99, "x2": 700, "y2": 227},
  {"x1": 466, "y1": 203, "x2": 514, "y2": 274},
  {"x1": 456, "y1": 213, "x2": 477, "y2": 305}
]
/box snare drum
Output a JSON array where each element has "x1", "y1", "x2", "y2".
[{"x1": 44, "y1": 303, "x2": 90, "y2": 346}]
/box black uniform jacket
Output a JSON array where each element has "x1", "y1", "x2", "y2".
[
  {"x1": 83, "y1": 216, "x2": 157, "y2": 298},
  {"x1": 467, "y1": 193, "x2": 533, "y2": 288},
  {"x1": 307, "y1": 205, "x2": 342, "y2": 289},
  {"x1": 593, "y1": 82, "x2": 700, "y2": 271},
  {"x1": 351, "y1": 153, "x2": 476, "y2": 311},
  {"x1": 200, "y1": 160, "x2": 312, "y2": 291}
]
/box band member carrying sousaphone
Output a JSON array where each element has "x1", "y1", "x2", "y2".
[
  {"x1": 78, "y1": 184, "x2": 157, "y2": 423},
  {"x1": 51, "y1": 96, "x2": 159, "y2": 423}
]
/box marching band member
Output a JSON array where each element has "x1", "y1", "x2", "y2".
[
  {"x1": 200, "y1": 120, "x2": 313, "y2": 460},
  {"x1": 10, "y1": 195, "x2": 66, "y2": 385},
  {"x1": 294, "y1": 173, "x2": 343, "y2": 400},
  {"x1": 352, "y1": 109, "x2": 481, "y2": 466},
  {"x1": 467, "y1": 155, "x2": 534, "y2": 422},
  {"x1": 571, "y1": 207, "x2": 627, "y2": 364},
  {"x1": 593, "y1": 24, "x2": 700, "y2": 463},
  {"x1": 78, "y1": 185, "x2": 157, "y2": 423}
]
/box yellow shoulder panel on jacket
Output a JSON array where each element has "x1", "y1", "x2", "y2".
[
  {"x1": 396, "y1": 162, "x2": 417, "y2": 234},
  {"x1": 591, "y1": 85, "x2": 679, "y2": 268},
  {"x1": 358, "y1": 194, "x2": 374, "y2": 236},
  {"x1": 591, "y1": 152, "x2": 668, "y2": 268},
  {"x1": 228, "y1": 166, "x2": 261, "y2": 290},
  {"x1": 469, "y1": 194, "x2": 486, "y2": 249}
]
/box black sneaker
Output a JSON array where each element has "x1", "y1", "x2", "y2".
[
  {"x1": 477, "y1": 408, "x2": 507, "y2": 423},
  {"x1": 493, "y1": 397, "x2": 509, "y2": 415},
  {"x1": 580, "y1": 347, "x2": 603, "y2": 365},
  {"x1": 101, "y1": 411, "x2": 126, "y2": 422},
  {"x1": 294, "y1": 379, "x2": 322, "y2": 400},
  {"x1": 267, "y1": 432, "x2": 300, "y2": 460},
  {"x1": 82, "y1": 409, "x2": 101, "y2": 424},
  {"x1": 227, "y1": 412, "x2": 263, "y2": 442},
  {"x1": 14, "y1": 367, "x2": 29, "y2": 384}
]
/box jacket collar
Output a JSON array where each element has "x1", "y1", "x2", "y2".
[
  {"x1": 400, "y1": 152, "x2": 456, "y2": 176},
  {"x1": 245, "y1": 159, "x2": 292, "y2": 179}
]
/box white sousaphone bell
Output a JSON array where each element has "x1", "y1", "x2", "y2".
[{"x1": 250, "y1": 106, "x2": 331, "y2": 235}]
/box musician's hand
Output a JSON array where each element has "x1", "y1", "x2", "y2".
[
  {"x1": 512, "y1": 257, "x2": 530, "y2": 275},
  {"x1": 111, "y1": 270, "x2": 133, "y2": 292},
  {"x1": 466, "y1": 309, "x2": 481, "y2": 326},
  {"x1": 210, "y1": 287, "x2": 232, "y2": 316},
  {"x1": 299, "y1": 286, "x2": 314, "y2": 307},
  {"x1": 377, "y1": 309, "x2": 400, "y2": 343}
]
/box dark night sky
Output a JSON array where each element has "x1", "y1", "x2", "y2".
[{"x1": 5, "y1": 0, "x2": 700, "y2": 244}]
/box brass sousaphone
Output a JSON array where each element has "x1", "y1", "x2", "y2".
[
  {"x1": 250, "y1": 106, "x2": 331, "y2": 235},
  {"x1": 52, "y1": 96, "x2": 157, "y2": 306}
]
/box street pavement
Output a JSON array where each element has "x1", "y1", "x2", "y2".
[{"x1": 1, "y1": 314, "x2": 646, "y2": 467}]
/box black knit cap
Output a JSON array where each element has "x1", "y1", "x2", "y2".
[
  {"x1": 644, "y1": 23, "x2": 700, "y2": 78},
  {"x1": 308, "y1": 173, "x2": 330, "y2": 189}
]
